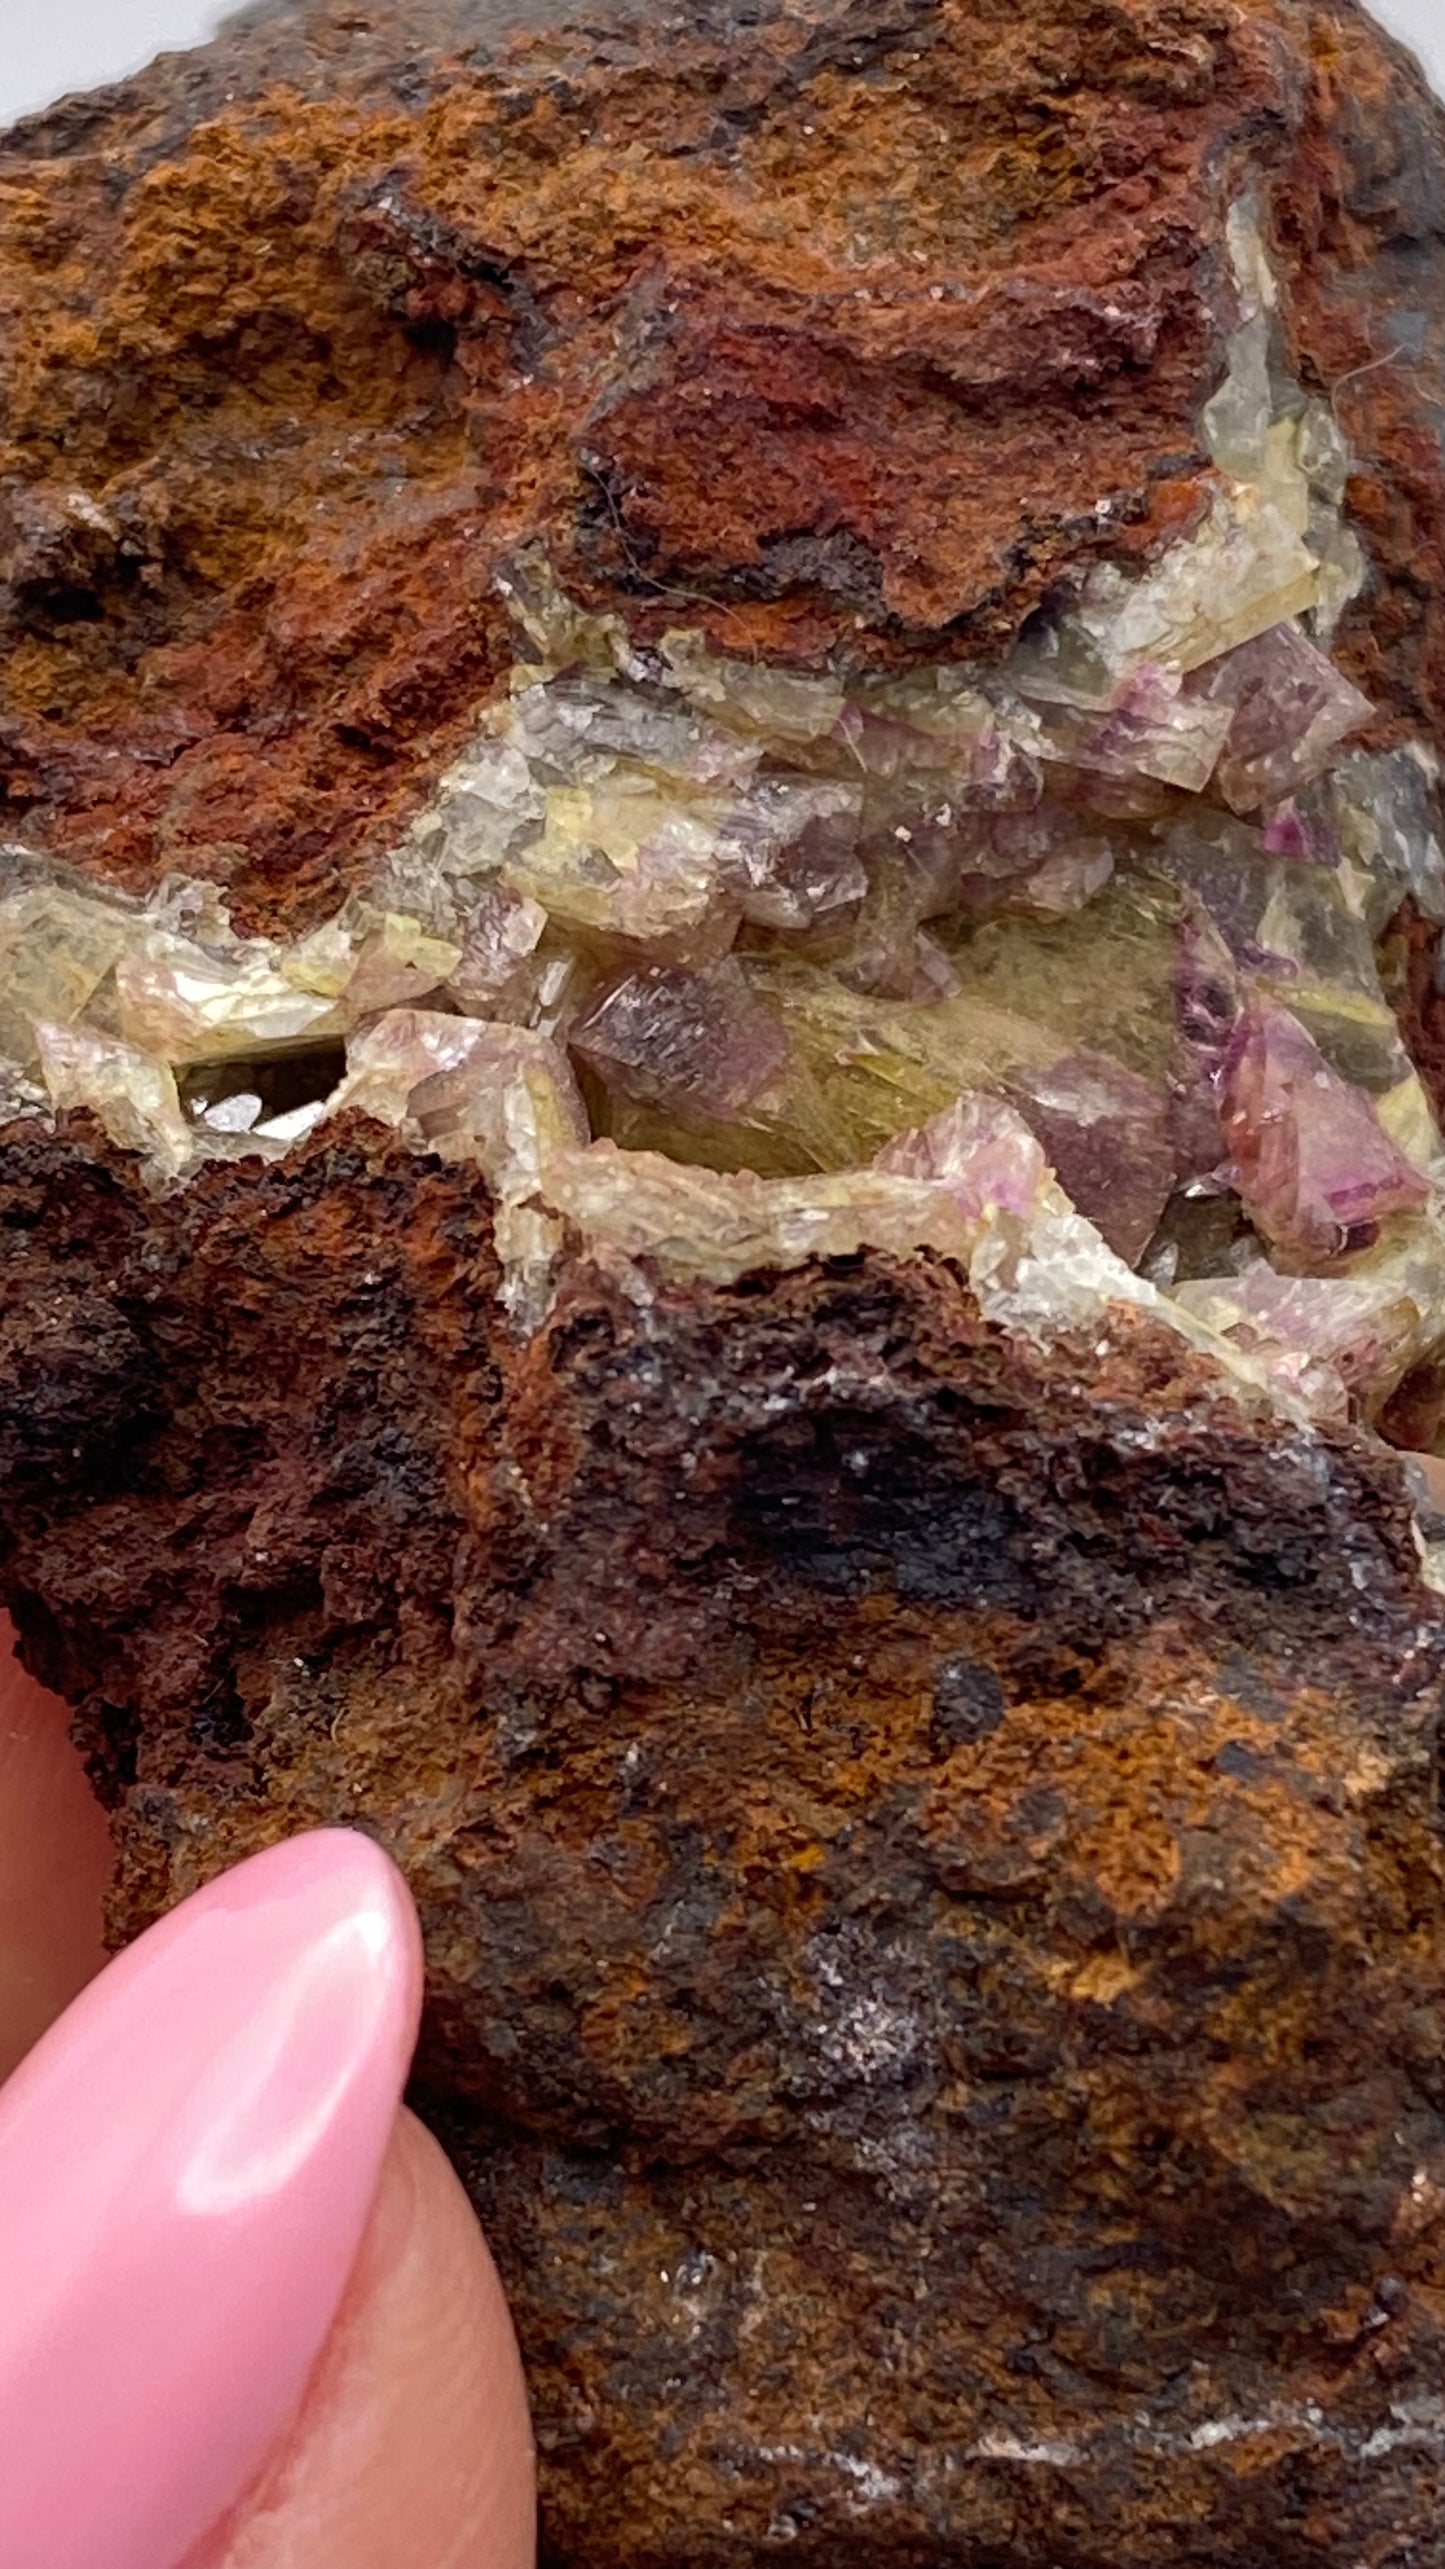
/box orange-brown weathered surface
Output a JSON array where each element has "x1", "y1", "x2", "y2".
[
  {"x1": 6, "y1": 3, "x2": 1445, "y2": 2563},
  {"x1": 1, "y1": 0, "x2": 1443, "y2": 929}
]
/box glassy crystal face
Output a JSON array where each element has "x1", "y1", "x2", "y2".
[{"x1": 3, "y1": 209, "x2": 1444, "y2": 1455}]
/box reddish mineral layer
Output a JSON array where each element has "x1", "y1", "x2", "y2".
[{"x1": 5, "y1": 1, "x2": 1445, "y2": 2563}]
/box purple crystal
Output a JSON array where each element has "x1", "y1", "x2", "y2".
[
  {"x1": 570, "y1": 959, "x2": 789, "y2": 1121},
  {"x1": 449, "y1": 884, "x2": 549, "y2": 1019},
  {"x1": 1005, "y1": 1051, "x2": 1179, "y2": 1265},
  {"x1": 1222, "y1": 996, "x2": 1428, "y2": 1258},
  {"x1": 873, "y1": 1093, "x2": 1047, "y2": 1220},
  {"x1": 844, "y1": 800, "x2": 1117, "y2": 993},
  {"x1": 830, "y1": 809, "x2": 974, "y2": 997},
  {"x1": 717, "y1": 780, "x2": 867, "y2": 931},
  {"x1": 833, "y1": 703, "x2": 1041, "y2": 811},
  {"x1": 1261, "y1": 795, "x2": 1338, "y2": 864},
  {"x1": 1189, "y1": 623, "x2": 1373, "y2": 814},
  {"x1": 1015, "y1": 662, "x2": 1235, "y2": 794}
]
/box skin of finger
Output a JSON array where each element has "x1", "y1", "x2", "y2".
[
  {"x1": 0, "y1": 1615, "x2": 112, "y2": 2083},
  {"x1": 0, "y1": 1620, "x2": 536, "y2": 2563},
  {"x1": 189, "y1": 2106, "x2": 537, "y2": 2569}
]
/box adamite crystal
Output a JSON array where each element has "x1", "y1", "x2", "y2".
[{"x1": 6, "y1": 0, "x2": 1445, "y2": 2564}]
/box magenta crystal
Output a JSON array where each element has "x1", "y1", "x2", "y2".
[{"x1": 1222, "y1": 996, "x2": 1428, "y2": 1258}]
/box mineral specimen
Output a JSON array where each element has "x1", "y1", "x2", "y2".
[{"x1": 4, "y1": 0, "x2": 1445, "y2": 2561}]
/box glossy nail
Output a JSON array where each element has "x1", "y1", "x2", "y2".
[{"x1": 0, "y1": 1827, "x2": 423, "y2": 2569}]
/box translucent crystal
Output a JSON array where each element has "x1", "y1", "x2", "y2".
[
  {"x1": 573, "y1": 961, "x2": 790, "y2": 1123},
  {"x1": 282, "y1": 911, "x2": 463, "y2": 1017},
  {"x1": 716, "y1": 781, "x2": 866, "y2": 929},
  {"x1": 1005, "y1": 1052, "x2": 1178, "y2": 1266},
  {"x1": 954, "y1": 802, "x2": 1120, "y2": 928},
  {"x1": 1203, "y1": 313, "x2": 1275, "y2": 483},
  {"x1": 413, "y1": 737, "x2": 546, "y2": 893},
  {"x1": 0, "y1": 880, "x2": 135, "y2": 1070},
  {"x1": 1309, "y1": 512, "x2": 1369, "y2": 643},
  {"x1": 1222, "y1": 997, "x2": 1430, "y2": 1259},
  {"x1": 1071, "y1": 431, "x2": 1319, "y2": 678},
  {"x1": 337, "y1": 915, "x2": 462, "y2": 1016},
  {"x1": 1010, "y1": 664, "x2": 1235, "y2": 793},
  {"x1": 819, "y1": 814, "x2": 975, "y2": 999},
  {"x1": 494, "y1": 545, "x2": 642, "y2": 681},
  {"x1": 540, "y1": 1141, "x2": 966, "y2": 1279},
  {"x1": 1154, "y1": 810, "x2": 1416, "y2": 1094},
  {"x1": 36, "y1": 1020, "x2": 195, "y2": 1176},
  {"x1": 510, "y1": 673, "x2": 761, "y2": 792},
  {"x1": 279, "y1": 917, "x2": 358, "y2": 1000},
  {"x1": 504, "y1": 777, "x2": 738, "y2": 953},
  {"x1": 835, "y1": 674, "x2": 1032, "y2": 800},
  {"x1": 1201, "y1": 201, "x2": 1279, "y2": 482},
  {"x1": 336, "y1": 1007, "x2": 587, "y2": 1172},
  {"x1": 873, "y1": 1093, "x2": 1048, "y2": 1219},
  {"x1": 1174, "y1": 1229, "x2": 1445, "y2": 1420},
  {"x1": 1328, "y1": 748, "x2": 1445, "y2": 927},
  {"x1": 1295, "y1": 399, "x2": 1350, "y2": 509},
  {"x1": 446, "y1": 885, "x2": 551, "y2": 1020},
  {"x1": 1012, "y1": 843, "x2": 1115, "y2": 917},
  {"x1": 661, "y1": 635, "x2": 847, "y2": 746},
  {"x1": 1189, "y1": 622, "x2": 1372, "y2": 813},
  {"x1": 116, "y1": 936, "x2": 337, "y2": 1063}
]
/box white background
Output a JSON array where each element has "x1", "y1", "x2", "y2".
[{"x1": 0, "y1": 0, "x2": 1442, "y2": 125}]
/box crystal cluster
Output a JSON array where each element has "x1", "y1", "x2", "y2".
[{"x1": 3, "y1": 212, "x2": 1444, "y2": 1441}]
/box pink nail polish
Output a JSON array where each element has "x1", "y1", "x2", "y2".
[{"x1": 0, "y1": 1828, "x2": 422, "y2": 2569}]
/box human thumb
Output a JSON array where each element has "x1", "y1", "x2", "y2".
[{"x1": 0, "y1": 1828, "x2": 535, "y2": 2569}]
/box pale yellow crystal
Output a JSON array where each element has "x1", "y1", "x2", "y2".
[
  {"x1": 1074, "y1": 465, "x2": 1318, "y2": 680},
  {"x1": 116, "y1": 938, "x2": 338, "y2": 1063},
  {"x1": 335, "y1": 1007, "x2": 590, "y2": 1326},
  {"x1": 0, "y1": 884, "x2": 134, "y2": 1070},
  {"x1": 495, "y1": 545, "x2": 642, "y2": 681},
  {"x1": 661, "y1": 634, "x2": 847, "y2": 745},
  {"x1": 1377, "y1": 1072, "x2": 1443, "y2": 1174},
  {"x1": 283, "y1": 912, "x2": 463, "y2": 1014},
  {"x1": 507, "y1": 780, "x2": 734, "y2": 946},
  {"x1": 540, "y1": 1139, "x2": 994, "y2": 1283},
  {"x1": 37, "y1": 1020, "x2": 195, "y2": 1176},
  {"x1": 335, "y1": 1008, "x2": 588, "y2": 1182}
]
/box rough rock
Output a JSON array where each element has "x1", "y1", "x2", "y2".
[
  {"x1": 4, "y1": 2, "x2": 1445, "y2": 2564},
  {"x1": 0, "y1": 0, "x2": 1442, "y2": 935},
  {"x1": 5, "y1": 1113, "x2": 1445, "y2": 2567}
]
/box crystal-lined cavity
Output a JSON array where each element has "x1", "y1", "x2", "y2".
[{"x1": 3, "y1": 210, "x2": 1444, "y2": 1444}]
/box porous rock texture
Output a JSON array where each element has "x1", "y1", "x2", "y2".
[{"x1": 5, "y1": 2, "x2": 1445, "y2": 2564}]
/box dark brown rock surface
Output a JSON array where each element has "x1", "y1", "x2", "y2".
[
  {"x1": 5, "y1": 2, "x2": 1445, "y2": 2564},
  {"x1": 5, "y1": 1111, "x2": 1445, "y2": 2563}
]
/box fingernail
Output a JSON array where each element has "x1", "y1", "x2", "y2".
[{"x1": 0, "y1": 1827, "x2": 423, "y2": 2569}]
